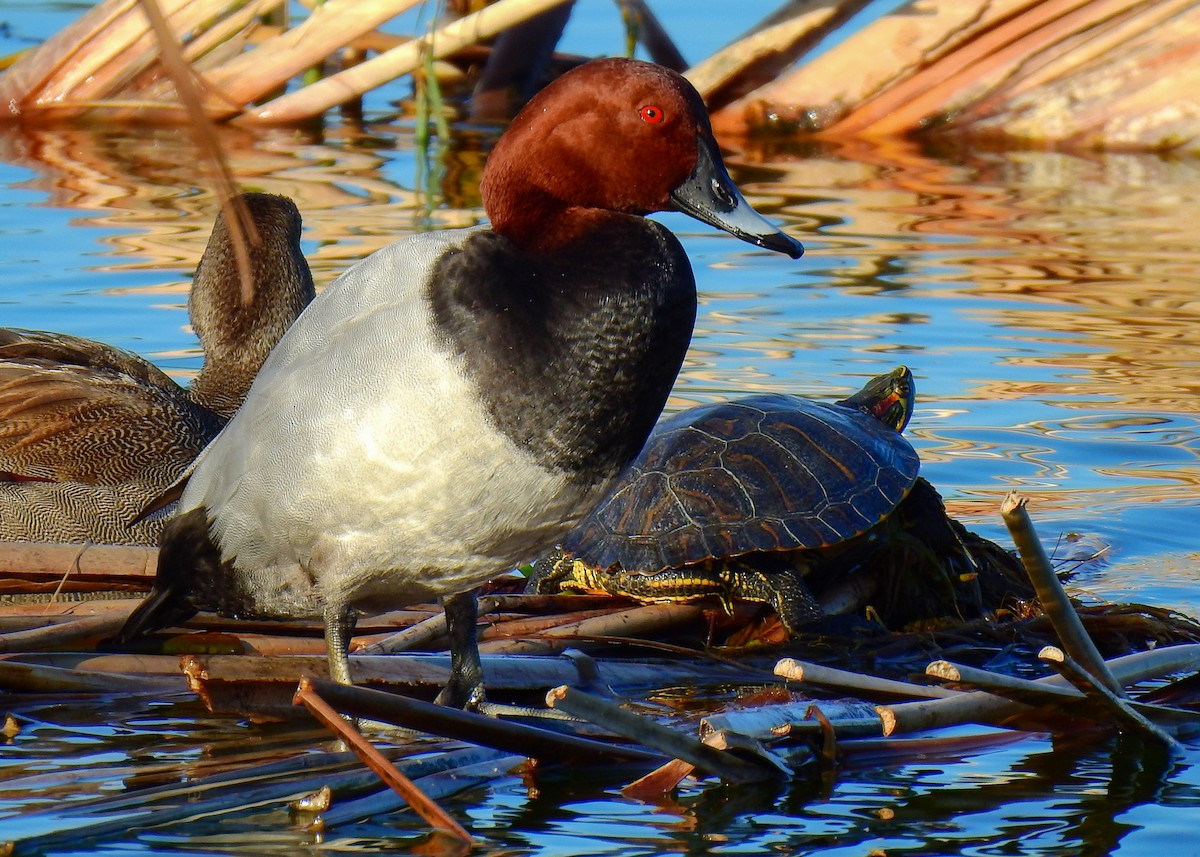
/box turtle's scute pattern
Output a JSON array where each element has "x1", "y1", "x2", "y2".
[{"x1": 563, "y1": 393, "x2": 920, "y2": 574}]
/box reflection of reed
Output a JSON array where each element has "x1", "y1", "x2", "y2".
[
  {"x1": 729, "y1": 138, "x2": 1200, "y2": 416},
  {"x1": 0, "y1": 124, "x2": 487, "y2": 287}
]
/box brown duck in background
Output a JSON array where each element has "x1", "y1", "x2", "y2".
[{"x1": 0, "y1": 192, "x2": 315, "y2": 545}]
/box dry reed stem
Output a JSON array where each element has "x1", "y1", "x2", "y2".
[
  {"x1": 950, "y1": 0, "x2": 1194, "y2": 125},
  {"x1": 686, "y1": 3, "x2": 838, "y2": 102},
  {"x1": 1001, "y1": 491, "x2": 1123, "y2": 695},
  {"x1": 138, "y1": 0, "x2": 255, "y2": 303},
  {"x1": 294, "y1": 677, "x2": 475, "y2": 843},
  {"x1": 827, "y1": 0, "x2": 1099, "y2": 136},
  {"x1": 244, "y1": 0, "x2": 573, "y2": 123},
  {"x1": 710, "y1": 0, "x2": 1037, "y2": 135},
  {"x1": 0, "y1": 541, "x2": 157, "y2": 580},
  {"x1": 202, "y1": 0, "x2": 424, "y2": 111},
  {"x1": 0, "y1": 613, "x2": 127, "y2": 652}
]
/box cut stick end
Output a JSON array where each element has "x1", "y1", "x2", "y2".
[
  {"x1": 1038, "y1": 645, "x2": 1066, "y2": 663},
  {"x1": 925, "y1": 660, "x2": 963, "y2": 682},
  {"x1": 773, "y1": 657, "x2": 803, "y2": 681},
  {"x1": 875, "y1": 705, "x2": 898, "y2": 738},
  {"x1": 1000, "y1": 491, "x2": 1025, "y2": 515}
]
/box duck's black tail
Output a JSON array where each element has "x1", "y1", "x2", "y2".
[{"x1": 113, "y1": 506, "x2": 215, "y2": 643}]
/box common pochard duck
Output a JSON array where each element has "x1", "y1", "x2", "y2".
[
  {"x1": 116, "y1": 59, "x2": 803, "y2": 705},
  {"x1": 0, "y1": 193, "x2": 314, "y2": 544}
]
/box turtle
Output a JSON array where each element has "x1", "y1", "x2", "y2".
[{"x1": 527, "y1": 366, "x2": 1020, "y2": 633}]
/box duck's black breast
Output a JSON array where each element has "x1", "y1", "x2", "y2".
[{"x1": 427, "y1": 220, "x2": 697, "y2": 483}]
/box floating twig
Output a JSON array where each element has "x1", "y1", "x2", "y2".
[{"x1": 294, "y1": 677, "x2": 474, "y2": 843}]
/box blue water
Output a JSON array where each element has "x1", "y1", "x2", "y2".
[{"x1": 2, "y1": 3, "x2": 1200, "y2": 855}]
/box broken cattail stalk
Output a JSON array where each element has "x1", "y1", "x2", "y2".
[
  {"x1": 245, "y1": 0, "x2": 576, "y2": 123},
  {"x1": 294, "y1": 677, "x2": 474, "y2": 843},
  {"x1": 1001, "y1": 491, "x2": 1124, "y2": 696},
  {"x1": 775, "y1": 657, "x2": 959, "y2": 700},
  {"x1": 546, "y1": 685, "x2": 782, "y2": 783},
  {"x1": 1038, "y1": 646, "x2": 1184, "y2": 751}
]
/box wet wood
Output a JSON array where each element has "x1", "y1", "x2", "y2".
[{"x1": 294, "y1": 678, "x2": 475, "y2": 843}]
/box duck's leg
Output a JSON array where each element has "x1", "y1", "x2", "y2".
[
  {"x1": 323, "y1": 603, "x2": 357, "y2": 686},
  {"x1": 434, "y1": 590, "x2": 485, "y2": 709}
]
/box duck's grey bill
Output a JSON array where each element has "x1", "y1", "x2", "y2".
[{"x1": 669, "y1": 137, "x2": 804, "y2": 260}]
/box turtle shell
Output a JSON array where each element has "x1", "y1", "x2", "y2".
[{"x1": 563, "y1": 393, "x2": 921, "y2": 574}]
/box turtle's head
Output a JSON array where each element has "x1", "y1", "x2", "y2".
[{"x1": 837, "y1": 366, "x2": 915, "y2": 433}]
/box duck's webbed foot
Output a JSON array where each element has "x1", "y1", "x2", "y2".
[{"x1": 435, "y1": 590, "x2": 485, "y2": 709}]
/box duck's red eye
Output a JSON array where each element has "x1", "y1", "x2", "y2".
[{"x1": 639, "y1": 104, "x2": 665, "y2": 124}]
